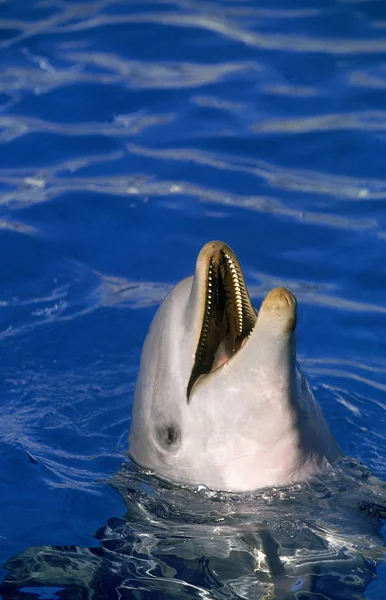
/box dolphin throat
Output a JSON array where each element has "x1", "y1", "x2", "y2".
[{"x1": 187, "y1": 244, "x2": 257, "y2": 399}]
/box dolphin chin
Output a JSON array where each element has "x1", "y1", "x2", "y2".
[{"x1": 129, "y1": 241, "x2": 341, "y2": 492}]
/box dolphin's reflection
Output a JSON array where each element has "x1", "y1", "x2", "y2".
[{"x1": 1, "y1": 458, "x2": 385, "y2": 600}]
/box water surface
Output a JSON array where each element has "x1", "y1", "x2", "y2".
[{"x1": 0, "y1": 0, "x2": 386, "y2": 598}]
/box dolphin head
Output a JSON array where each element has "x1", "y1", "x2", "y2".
[{"x1": 129, "y1": 241, "x2": 340, "y2": 492}]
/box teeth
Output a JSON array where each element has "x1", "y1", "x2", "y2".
[
  {"x1": 224, "y1": 252, "x2": 244, "y2": 336},
  {"x1": 196, "y1": 258, "x2": 214, "y2": 364},
  {"x1": 201, "y1": 251, "x2": 250, "y2": 353},
  {"x1": 187, "y1": 248, "x2": 257, "y2": 400}
]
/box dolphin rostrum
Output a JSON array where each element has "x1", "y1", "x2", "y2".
[{"x1": 129, "y1": 241, "x2": 341, "y2": 491}]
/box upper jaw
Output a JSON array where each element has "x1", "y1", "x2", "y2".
[{"x1": 187, "y1": 241, "x2": 257, "y2": 400}]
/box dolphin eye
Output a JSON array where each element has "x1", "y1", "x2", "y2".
[
  {"x1": 156, "y1": 424, "x2": 181, "y2": 449},
  {"x1": 166, "y1": 427, "x2": 178, "y2": 444}
]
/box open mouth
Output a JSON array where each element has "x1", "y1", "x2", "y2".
[{"x1": 187, "y1": 244, "x2": 257, "y2": 399}]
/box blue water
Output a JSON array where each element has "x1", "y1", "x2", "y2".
[{"x1": 1, "y1": 0, "x2": 386, "y2": 598}]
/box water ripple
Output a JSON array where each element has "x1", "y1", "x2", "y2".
[
  {"x1": 22, "y1": 11, "x2": 386, "y2": 56},
  {"x1": 126, "y1": 143, "x2": 386, "y2": 201},
  {"x1": 0, "y1": 113, "x2": 174, "y2": 142},
  {"x1": 252, "y1": 110, "x2": 386, "y2": 133},
  {"x1": 62, "y1": 51, "x2": 258, "y2": 89}
]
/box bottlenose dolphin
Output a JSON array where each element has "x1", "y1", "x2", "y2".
[
  {"x1": 1, "y1": 241, "x2": 385, "y2": 600},
  {"x1": 129, "y1": 241, "x2": 341, "y2": 491}
]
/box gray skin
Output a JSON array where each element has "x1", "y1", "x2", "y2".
[{"x1": 129, "y1": 241, "x2": 341, "y2": 492}]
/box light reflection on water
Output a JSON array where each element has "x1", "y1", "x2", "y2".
[{"x1": 2, "y1": 459, "x2": 386, "y2": 599}]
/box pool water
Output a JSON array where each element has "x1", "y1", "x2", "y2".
[{"x1": 0, "y1": 1, "x2": 385, "y2": 598}]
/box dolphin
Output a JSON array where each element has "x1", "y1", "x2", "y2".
[
  {"x1": 2, "y1": 241, "x2": 385, "y2": 600},
  {"x1": 129, "y1": 241, "x2": 341, "y2": 492}
]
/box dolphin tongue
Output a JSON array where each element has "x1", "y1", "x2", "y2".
[
  {"x1": 212, "y1": 339, "x2": 233, "y2": 370},
  {"x1": 187, "y1": 243, "x2": 256, "y2": 399}
]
